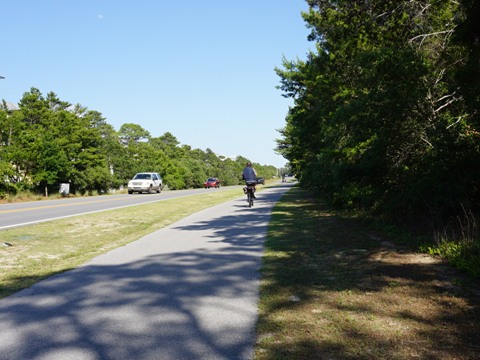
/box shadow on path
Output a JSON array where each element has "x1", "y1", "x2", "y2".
[{"x1": 0, "y1": 183, "x2": 295, "y2": 360}]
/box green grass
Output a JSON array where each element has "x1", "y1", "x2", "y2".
[
  {"x1": 0, "y1": 188, "x2": 243, "y2": 298},
  {"x1": 255, "y1": 187, "x2": 480, "y2": 360},
  {"x1": 420, "y1": 210, "x2": 480, "y2": 279}
]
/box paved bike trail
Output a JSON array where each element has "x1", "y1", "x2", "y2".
[{"x1": 0, "y1": 183, "x2": 294, "y2": 360}]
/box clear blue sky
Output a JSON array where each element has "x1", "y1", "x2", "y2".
[{"x1": 1, "y1": 1, "x2": 312, "y2": 168}]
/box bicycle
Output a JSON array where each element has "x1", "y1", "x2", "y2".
[{"x1": 244, "y1": 182, "x2": 256, "y2": 207}]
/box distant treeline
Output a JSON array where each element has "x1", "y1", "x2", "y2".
[
  {"x1": 276, "y1": 0, "x2": 480, "y2": 228},
  {"x1": 1, "y1": 88, "x2": 280, "y2": 196}
]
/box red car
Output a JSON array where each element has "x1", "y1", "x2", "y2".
[{"x1": 204, "y1": 177, "x2": 220, "y2": 188}]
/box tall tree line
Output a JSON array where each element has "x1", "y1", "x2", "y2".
[
  {"x1": 1, "y1": 88, "x2": 277, "y2": 196},
  {"x1": 276, "y1": 0, "x2": 480, "y2": 228}
]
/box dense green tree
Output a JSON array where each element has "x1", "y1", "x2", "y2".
[
  {"x1": 118, "y1": 123, "x2": 150, "y2": 145},
  {"x1": 30, "y1": 134, "x2": 70, "y2": 196},
  {"x1": 2, "y1": 87, "x2": 280, "y2": 196},
  {"x1": 0, "y1": 105, "x2": 19, "y2": 194},
  {"x1": 454, "y1": 0, "x2": 480, "y2": 116},
  {"x1": 18, "y1": 87, "x2": 48, "y2": 125},
  {"x1": 276, "y1": 0, "x2": 478, "y2": 225}
]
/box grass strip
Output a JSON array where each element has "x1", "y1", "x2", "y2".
[
  {"x1": 255, "y1": 187, "x2": 480, "y2": 360},
  {"x1": 0, "y1": 188, "x2": 243, "y2": 299}
]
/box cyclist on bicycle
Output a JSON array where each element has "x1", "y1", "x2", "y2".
[{"x1": 242, "y1": 161, "x2": 257, "y2": 198}]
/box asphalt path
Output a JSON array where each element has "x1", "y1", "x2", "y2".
[
  {"x1": 0, "y1": 182, "x2": 295, "y2": 360},
  {"x1": 0, "y1": 187, "x2": 237, "y2": 230}
]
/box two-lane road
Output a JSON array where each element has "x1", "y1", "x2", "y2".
[{"x1": 0, "y1": 188, "x2": 238, "y2": 230}]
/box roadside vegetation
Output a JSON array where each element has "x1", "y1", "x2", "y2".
[
  {"x1": 275, "y1": 1, "x2": 480, "y2": 286},
  {"x1": 256, "y1": 187, "x2": 480, "y2": 360},
  {"x1": 1, "y1": 93, "x2": 283, "y2": 198}
]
